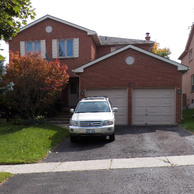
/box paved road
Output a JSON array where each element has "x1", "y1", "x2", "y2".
[
  {"x1": 42, "y1": 125, "x2": 194, "y2": 162},
  {"x1": 1, "y1": 166, "x2": 194, "y2": 193},
  {"x1": 1, "y1": 125, "x2": 194, "y2": 194}
]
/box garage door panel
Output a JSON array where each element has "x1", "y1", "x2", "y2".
[
  {"x1": 147, "y1": 98, "x2": 161, "y2": 106},
  {"x1": 133, "y1": 107, "x2": 146, "y2": 115},
  {"x1": 148, "y1": 107, "x2": 174, "y2": 116},
  {"x1": 86, "y1": 89, "x2": 128, "y2": 125},
  {"x1": 116, "y1": 106, "x2": 127, "y2": 115},
  {"x1": 133, "y1": 116, "x2": 146, "y2": 124},
  {"x1": 134, "y1": 99, "x2": 146, "y2": 106},
  {"x1": 160, "y1": 98, "x2": 174, "y2": 106},
  {"x1": 133, "y1": 88, "x2": 175, "y2": 125},
  {"x1": 111, "y1": 98, "x2": 126, "y2": 106},
  {"x1": 147, "y1": 116, "x2": 174, "y2": 125}
]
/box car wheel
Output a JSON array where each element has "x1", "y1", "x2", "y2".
[
  {"x1": 70, "y1": 135, "x2": 77, "y2": 143},
  {"x1": 109, "y1": 133, "x2": 115, "y2": 142}
]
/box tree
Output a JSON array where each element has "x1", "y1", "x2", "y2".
[
  {"x1": 3, "y1": 52, "x2": 69, "y2": 119},
  {"x1": 152, "y1": 42, "x2": 171, "y2": 59},
  {"x1": 0, "y1": 0, "x2": 36, "y2": 41}
]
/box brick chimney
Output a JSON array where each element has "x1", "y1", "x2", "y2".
[{"x1": 145, "y1": 32, "x2": 151, "y2": 41}]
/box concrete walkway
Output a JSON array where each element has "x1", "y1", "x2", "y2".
[{"x1": 1, "y1": 155, "x2": 194, "y2": 174}]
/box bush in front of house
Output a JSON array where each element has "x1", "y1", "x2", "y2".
[{"x1": 1, "y1": 51, "x2": 69, "y2": 120}]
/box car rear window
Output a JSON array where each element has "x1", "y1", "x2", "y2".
[{"x1": 75, "y1": 101, "x2": 111, "y2": 113}]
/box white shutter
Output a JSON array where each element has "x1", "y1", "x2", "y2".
[
  {"x1": 73, "y1": 38, "x2": 79, "y2": 57},
  {"x1": 52, "y1": 39, "x2": 58, "y2": 58},
  {"x1": 20, "y1": 41, "x2": 25, "y2": 56},
  {"x1": 40, "y1": 40, "x2": 46, "y2": 58}
]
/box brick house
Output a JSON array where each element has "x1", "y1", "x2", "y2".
[
  {"x1": 179, "y1": 23, "x2": 194, "y2": 108},
  {"x1": 9, "y1": 15, "x2": 188, "y2": 125}
]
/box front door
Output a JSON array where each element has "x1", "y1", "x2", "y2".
[{"x1": 68, "y1": 78, "x2": 79, "y2": 107}]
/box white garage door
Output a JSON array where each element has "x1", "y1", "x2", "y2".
[
  {"x1": 86, "y1": 89, "x2": 128, "y2": 125},
  {"x1": 132, "y1": 88, "x2": 175, "y2": 125}
]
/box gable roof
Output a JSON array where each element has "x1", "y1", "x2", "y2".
[
  {"x1": 19, "y1": 14, "x2": 101, "y2": 45},
  {"x1": 73, "y1": 45, "x2": 188, "y2": 73},
  {"x1": 99, "y1": 36, "x2": 154, "y2": 45},
  {"x1": 18, "y1": 15, "x2": 154, "y2": 47},
  {"x1": 19, "y1": 14, "x2": 97, "y2": 35},
  {"x1": 179, "y1": 23, "x2": 194, "y2": 60}
]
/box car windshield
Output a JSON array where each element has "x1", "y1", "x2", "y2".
[{"x1": 75, "y1": 101, "x2": 111, "y2": 113}]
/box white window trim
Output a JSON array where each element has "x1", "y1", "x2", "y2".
[
  {"x1": 58, "y1": 39, "x2": 74, "y2": 58},
  {"x1": 52, "y1": 38, "x2": 79, "y2": 58},
  {"x1": 20, "y1": 40, "x2": 46, "y2": 58}
]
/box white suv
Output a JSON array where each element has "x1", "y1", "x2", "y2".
[{"x1": 69, "y1": 97, "x2": 118, "y2": 142}]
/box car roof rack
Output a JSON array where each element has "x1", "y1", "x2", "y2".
[{"x1": 83, "y1": 96, "x2": 108, "y2": 100}]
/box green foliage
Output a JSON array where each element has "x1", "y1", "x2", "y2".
[
  {"x1": 152, "y1": 42, "x2": 171, "y2": 59},
  {"x1": 0, "y1": 172, "x2": 13, "y2": 184},
  {"x1": 0, "y1": 123, "x2": 69, "y2": 164},
  {"x1": 14, "y1": 115, "x2": 46, "y2": 125},
  {"x1": 0, "y1": 60, "x2": 14, "y2": 95},
  {"x1": 2, "y1": 51, "x2": 69, "y2": 119},
  {"x1": 0, "y1": 0, "x2": 36, "y2": 41}
]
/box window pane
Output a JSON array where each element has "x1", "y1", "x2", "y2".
[
  {"x1": 34, "y1": 42, "x2": 40, "y2": 53},
  {"x1": 190, "y1": 49, "x2": 193, "y2": 61},
  {"x1": 75, "y1": 101, "x2": 110, "y2": 113},
  {"x1": 67, "y1": 40, "x2": 73, "y2": 56},
  {"x1": 192, "y1": 85, "x2": 194, "y2": 92},
  {"x1": 59, "y1": 41, "x2": 65, "y2": 56},
  {"x1": 26, "y1": 42, "x2": 32, "y2": 53},
  {"x1": 192, "y1": 76, "x2": 194, "y2": 85}
]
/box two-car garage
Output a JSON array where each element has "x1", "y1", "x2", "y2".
[
  {"x1": 86, "y1": 88, "x2": 176, "y2": 125},
  {"x1": 73, "y1": 44, "x2": 186, "y2": 125}
]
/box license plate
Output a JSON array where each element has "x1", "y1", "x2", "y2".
[{"x1": 86, "y1": 129, "x2": 95, "y2": 134}]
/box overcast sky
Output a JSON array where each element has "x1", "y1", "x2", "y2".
[{"x1": 1, "y1": 0, "x2": 194, "y2": 63}]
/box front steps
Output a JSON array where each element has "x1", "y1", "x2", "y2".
[{"x1": 47, "y1": 112, "x2": 72, "y2": 125}]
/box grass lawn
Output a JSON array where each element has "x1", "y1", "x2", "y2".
[
  {"x1": 180, "y1": 109, "x2": 194, "y2": 133},
  {"x1": 0, "y1": 123, "x2": 69, "y2": 164},
  {"x1": 0, "y1": 172, "x2": 13, "y2": 184}
]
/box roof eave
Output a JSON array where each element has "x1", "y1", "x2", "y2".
[
  {"x1": 19, "y1": 14, "x2": 97, "y2": 36},
  {"x1": 73, "y1": 45, "x2": 189, "y2": 73},
  {"x1": 179, "y1": 23, "x2": 194, "y2": 60}
]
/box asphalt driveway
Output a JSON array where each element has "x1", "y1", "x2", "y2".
[{"x1": 42, "y1": 125, "x2": 194, "y2": 162}]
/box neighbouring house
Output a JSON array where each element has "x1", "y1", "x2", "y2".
[
  {"x1": 8, "y1": 15, "x2": 188, "y2": 125},
  {"x1": 179, "y1": 23, "x2": 194, "y2": 108}
]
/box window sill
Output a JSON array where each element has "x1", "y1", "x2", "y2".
[{"x1": 58, "y1": 56, "x2": 76, "y2": 59}]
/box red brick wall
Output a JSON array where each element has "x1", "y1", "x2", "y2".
[
  {"x1": 96, "y1": 44, "x2": 153, "y2": 58},
  {"x1": 79, "y1": 48, "x2": 183, "y2": 125},
  {"x1": 9, "y1": 18, "x2": 97, "y2": 77},
  {"x1": 182, "y1": 35, "x2": 194, "y2": 106},
  {"x1": 96, "y1": 46, "x2": 111, "y2": 58}
]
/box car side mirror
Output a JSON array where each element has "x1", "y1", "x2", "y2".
[
  {"x1": 112, "y1": 107, "x2": 118, "y2": 112},
  {"x1": 70, "y1": 109, "x2": 74, "y2": 113}
]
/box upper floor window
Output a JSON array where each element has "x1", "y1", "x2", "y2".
[
  {"x1": 191, "y1": 75, "x2": 194, "y2": 92},
  {"x1": 189, "y1": 49, "x2": 193, "y2": 62},
  {"x1": 20, "y1": 40, "x2": 46, "y2": 58},
  {"x1": 59, "y1": 40, "x2": 73, "y2": 57},
  {"x1": 26, "y1": 41, "x2": 40, "y2": 54},
  {"x1": 52, "y1": 38, "x2": 79, "y2": 58}
]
